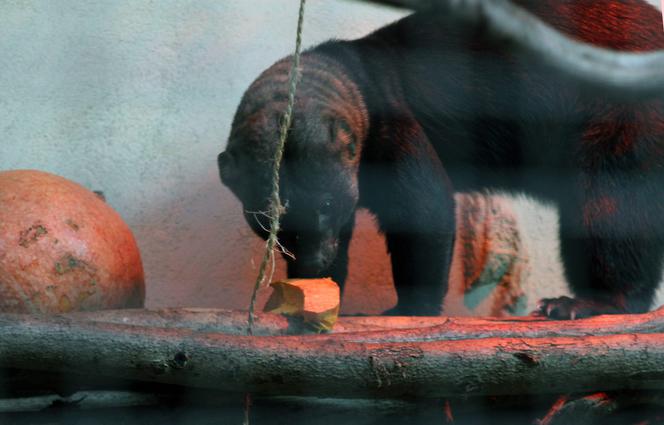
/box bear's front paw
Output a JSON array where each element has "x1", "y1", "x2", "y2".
[{"x1": 532, "y1": 296, "x2": 620, "y2": 320}]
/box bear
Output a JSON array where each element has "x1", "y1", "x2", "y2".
[{"x1": 218, "y1": 0, "x2": 664, "y2": 318}]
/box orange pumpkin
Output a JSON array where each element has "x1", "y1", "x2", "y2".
[{"x1": 0, "y1": 170, "x2": 145, "y2": 313}]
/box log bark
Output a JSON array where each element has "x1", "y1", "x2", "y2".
[
  {"x1": 2, "y1": 311, "x2": 664, "y2": 398},
  {"x1": 67, "y1": 308, "x2": 296, "y2": 335},
  {"x1": 64, "y1": 308, "x2": 458, "y2": 335},
  {"x1": 0, "y1": 391, "x2": 161, "y2": 413},
  {"x1": 64, "y1": 306, "x2": 664, "y2": 342}
]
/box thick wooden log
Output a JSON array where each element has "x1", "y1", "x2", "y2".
[
  {"x1": 0, "y1": 391, "x2": 161, "y2": 413},
  {"x1": 0, "y1": 390, "x2": 417, "y2": 414},
  {"x1": 1, "y1": 313, "x2": 664, "y2": 397}
]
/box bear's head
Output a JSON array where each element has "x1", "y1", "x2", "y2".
[{"x1": 218, "y1": 54, "x2": 368, "y2": 279}]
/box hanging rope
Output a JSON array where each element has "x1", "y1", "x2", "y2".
[{"x1": 247, "y1": 0, "x2": 307, "y2": 335}]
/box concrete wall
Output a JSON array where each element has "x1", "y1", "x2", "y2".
[
  {"x1": 0, "y1": 0, "x2": 408, "y2": 313},
  {"x1": 1, "y1": 0, "x2": 662, "y2": 314}
]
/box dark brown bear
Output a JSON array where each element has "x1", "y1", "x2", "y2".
[{"x1": 219, "y1": 0, "x2": 664, "y2": 317}]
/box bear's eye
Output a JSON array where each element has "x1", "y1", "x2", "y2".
[{"x1": 319, "y1": 199, "x2": 333, "y2": 215}]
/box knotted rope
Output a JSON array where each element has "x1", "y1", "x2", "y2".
[{"x1": 247, "y1": 0, "x2": 307, "y2": 335}]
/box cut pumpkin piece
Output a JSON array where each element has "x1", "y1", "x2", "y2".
[{"x1": 263, "y1": 278, "x2": 340, "y2": 332}]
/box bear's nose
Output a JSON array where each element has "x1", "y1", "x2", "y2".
[{"x1": 294, "y1": 254, "x2": 328, "y2": 277}]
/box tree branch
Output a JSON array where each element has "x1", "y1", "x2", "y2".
[{"x1": 1, "y1": 310, "x2": 664, "y2": 398}]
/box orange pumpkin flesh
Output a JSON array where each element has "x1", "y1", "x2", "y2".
[{"x1": 0, "y1": 170, "x2": 145, "y2": 313}]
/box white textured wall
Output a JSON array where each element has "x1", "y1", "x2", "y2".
[{"x1": 0, "y1": 0, "x2": 661, "y2": 313}]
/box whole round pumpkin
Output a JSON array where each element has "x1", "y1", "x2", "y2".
[{"x1": 0, "y1": 170, "x2": 145, "y2": 313}]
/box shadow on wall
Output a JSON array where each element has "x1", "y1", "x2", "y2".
[
  {"x1": 133, "y1": 160, "x2": 575, "y2": 317},
  {"x1": 130, "y1": 162, "x2": 397, "y2": 314}
]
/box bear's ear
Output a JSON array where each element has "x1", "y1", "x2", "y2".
[{"x1": 218, "y1": 151, "x2": 239, "y2": 184}]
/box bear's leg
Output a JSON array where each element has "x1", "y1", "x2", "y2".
[
  {"x1": 328, "y1": 213, "x2": 356, "y2": 293},
  {"x1": 369, "y1": 119, "x2": 456, "y2": 316},
  {"x1": 538, "y1": 174, "x2": 664, "y2": 319}
]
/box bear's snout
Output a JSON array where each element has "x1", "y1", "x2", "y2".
[{"x1": 290, "y1": 237, "x2": 338, "y2": 277}]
